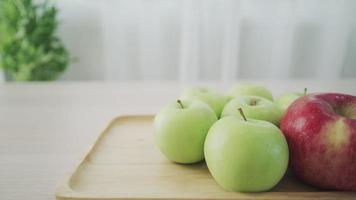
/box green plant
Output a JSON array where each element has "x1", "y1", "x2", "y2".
[{"x1": 0, "y1": 0, "x2": 70, "y2": 81}]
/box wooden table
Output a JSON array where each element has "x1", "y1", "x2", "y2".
[{"x1": 1, "y1": 80, "x2": 355, "y2": 200}]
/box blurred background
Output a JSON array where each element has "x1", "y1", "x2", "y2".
[{"x1": 1, "y1": 0, "x2": 356, "y2": 82}]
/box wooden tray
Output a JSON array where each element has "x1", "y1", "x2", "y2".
[{"x1": 56, "y1": 115, "x2": 355, "y2": 200}]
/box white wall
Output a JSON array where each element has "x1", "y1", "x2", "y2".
[{"x1": 57, "y1": 0, "x2": 356, "y2": 81}]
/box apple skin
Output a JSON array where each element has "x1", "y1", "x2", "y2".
[
  {"x1": 229, "y1": 84, "x2": 273, "y2": 100},
  {"x1": 205, "y1": 116, "x2": 289, "y2": 192},
  {"x1": 280, "y1": 93, "x2": 356, "y2": 191},
  {"x1": 221, "y1": 95, "x2": 283, "y2": 125},
  {"x1": 275, "y1": 92, "x2": 303, "y2": 113},
  {"x1": 154, "y1": 99, "x2": 217, "y2": 164},
  {"x1": 181, "y1": 87, "x2": 231, "y2": 118}
]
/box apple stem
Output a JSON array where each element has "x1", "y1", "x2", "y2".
[
  {"x1": 177, "y1": 99, "x2": 184, "y2": 109},
  {"x1": 238, "y1": 108, "x2": 247, "y2": 121},
  {"x1": 304, "y1": 88, "x2": 307, "y2": 96}
]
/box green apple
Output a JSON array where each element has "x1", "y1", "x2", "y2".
[
  {"x1": 154, "y1": 99, "x2": 217, "y2": 164},
  {"x1": 204, "y1": 114, "x2": 289, "y2": 192},
  {"x1": 229, "y1": 84, "x2": 273, "y2": 100},
  {"x1": 221, "y1": 95, "x2": 283, "y2": 125},
  {"x1": 181, "y1": 87, "x2": 231, "y2": 118},
  {"x1": 275, "y1": 88, "x2": 306, "y2": 113}
]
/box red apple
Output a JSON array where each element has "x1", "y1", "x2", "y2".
[{"x1": 280, "y1": 93, "x2": 356, "y2": 191}]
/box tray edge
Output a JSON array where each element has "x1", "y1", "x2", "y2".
[{"x1": 55, "y1": 114, "x2": 154, "y2": 200}]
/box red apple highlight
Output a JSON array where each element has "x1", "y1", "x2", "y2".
[{"x1": 281, "y1": 93, "x2": 356, "y2": 191}]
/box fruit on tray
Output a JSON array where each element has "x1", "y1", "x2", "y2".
[
  {"x1": 229, "y1": 84, "x2": 273, "y2": 100},
  {"x1": 155, "y1": 84, "x2": 356, "y2": 193},
  {"x1": 275, "y1": 88, "x2": 306, "y2": 113},
  {"x1": 181, "y1": 87, "x2": 230, "y2": 118},
  {"x1": 221, "y1": 95, "x2": 283, "y2": 125},
  {"x1": 205, "y1": 109, "x2": 289, "y2": 192},
  {"x1": 154, "y1": 99, "x2": 217, "y2": 164},
  {"x1": 281, "y1": 93, "x2": 356, "y2": 191}
]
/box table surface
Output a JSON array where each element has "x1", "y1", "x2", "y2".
[{"x1": 1, "y1": 80, "x2": 356, "y2": 200}]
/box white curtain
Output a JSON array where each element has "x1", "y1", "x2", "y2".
[{"x1": 56, "y1": 0, "x2": 356, "y2": 81}]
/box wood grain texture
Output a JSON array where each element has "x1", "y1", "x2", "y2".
[
  {"x1": 1, "y1": 80, "x2": 356, "y2": 200},
  {"x1": 56, "y1": 115, "x2": 356, "y2": 200}
]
